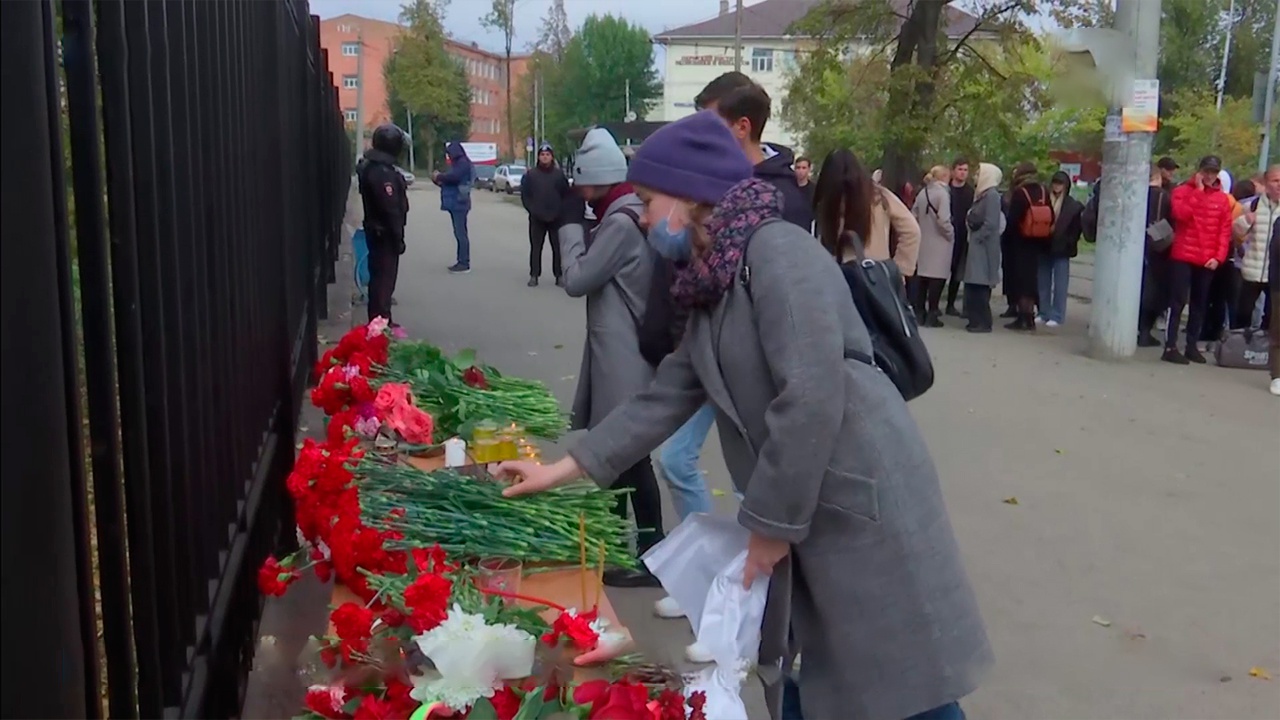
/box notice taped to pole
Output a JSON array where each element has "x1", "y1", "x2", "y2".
[{"x1": 1122, "y1": 79, "x2": 1160, "y2": 133}]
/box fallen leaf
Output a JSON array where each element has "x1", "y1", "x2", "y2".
[
  {"x1": 1002, "y1": 497, "x2": 1019, "y2": 505},
  {"x1": 711, "y1": 489, "x2": 727, "y2": 497},
  {"x1": 554, "y1": 344, "x2": 564, "y2": 349},
  {"x1": 1054, "y1": 448, "x2": 1064, "y2": 455},
  {"x1": 1249, "y1": 666, "x2": 1272, "y2": 680},
  {"x1": 1092, "y1": 615, "x2": 1112, "y2": 628},
  {"x1": 1220, "y1": 675, "x2": 1233, "y2": 683}
]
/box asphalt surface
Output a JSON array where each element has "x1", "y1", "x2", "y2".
[{"x1": 248, "y1": 185, "x2": 1280, "y2": 720}]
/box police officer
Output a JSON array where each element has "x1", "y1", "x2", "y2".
[{"x1": 357, "y1": 124, "x2": 409, "y2": 323}]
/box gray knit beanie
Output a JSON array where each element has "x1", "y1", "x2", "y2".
[{"x1": 573, "y1": 128, "x2": 628, "y2": 186}]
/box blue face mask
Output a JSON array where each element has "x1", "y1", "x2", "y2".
[{"x1": 647, "y1": 211, "x2": 692, "y2": 262}]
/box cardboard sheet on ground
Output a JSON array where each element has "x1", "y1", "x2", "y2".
[{"x1": 643, "y1": 514, "x2": 769, "y2": 720}]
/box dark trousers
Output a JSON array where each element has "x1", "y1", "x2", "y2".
[
  {"x1": 1233, "y1": 280, "x2": 1272, "y2": 330},
  {"x1": 1165, "y1": 261, "x2": 1214, "y2": 350},
  {"x1": 1138, "y1": 252, "x2": 1170, "y2": 336},
  {"x1": 1200, "y1": 262, "x2": 1240, "y2": 341},
  {"x1": 964, "y1": 283, "x2": 993, "y2": 329},
  {"x1": 782, "y1": 677, "x2": 965, "y2": 720},
  {"x1": 612, "y1": 457, "x2": 664, "y2": 555},
  {"x1": 528, "y1": 217, "x2": 562, "y2": 278},
  {"x1": 946, "y1": 235, "x2": 969, "y2": 308},
  {"x1": 913, "y1": 277, "x2": 946, "y2": 317},
  {"x1": 449, "y1": 209, "x2": 470, "y2": 267},
  {"x1": 367, "y1": 238, "x2": 401, "y2": 324}
]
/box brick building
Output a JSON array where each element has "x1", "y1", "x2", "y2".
[{"x1": 318, "y1": 14, "x2": 527, "y2": 157}]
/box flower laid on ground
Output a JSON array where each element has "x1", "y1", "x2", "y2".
[
  {"x1": 258, "y1": 555, "x2": 299, "y2": 597},
  {"x1": 541, "y1": 608, "x2": 600, "y2": 651},
  {"x1": 461, "y1": 365, "x2": 489, "y2": 390},
  {"x1": 316, "y1": 319, "x2": 393, "y2": 382}
]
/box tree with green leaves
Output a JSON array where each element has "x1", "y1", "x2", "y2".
[
  {"x1": 384, "y1": 0, "x2": 470, "y2": 174},
  {"x1": 514, "y1": 14, "x2": 661, "y2": 152},
  {"x1": 481, "y1": 0, "x2": 517, "y2": 160},
  {"x1": 1162, "y1": 87, "x2": 1265, "y2": 173}
]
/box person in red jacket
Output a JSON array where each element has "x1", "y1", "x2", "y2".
[{"x1": 1164, "y1": 155, "x2": 1233, "y2": 364}]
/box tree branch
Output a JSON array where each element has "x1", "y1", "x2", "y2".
[
  {"x1": 940, "y1": 0, "x2": 1028, "y2": 66},
  {"x1": 958, "y1": 42, "x2": 1008, "y2": 81}
]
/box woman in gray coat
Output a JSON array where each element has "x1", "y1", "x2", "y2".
[
  {"x1": 499, "y1": 111, "x2": 991, "y2": 720},
  {"x1": 911, "y1": 166, "x2": 956, "y2": 326},
  {"x1": 963, "y1": 162, "x2": 1004, "y2": 333},
  {"x1": 559, "y1": 127, "x2": 665, "y2": 587}
]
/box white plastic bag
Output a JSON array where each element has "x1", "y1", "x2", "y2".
[{"x1": 643, "y1": 514, "x2": 769, "y2": 720}]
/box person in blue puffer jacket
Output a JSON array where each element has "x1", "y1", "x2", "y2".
[{"x1": 432, "y1": 141, "x2": 474, "y2": 273}]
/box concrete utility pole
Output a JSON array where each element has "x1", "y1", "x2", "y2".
[
  {"x1": 1216, "y1": 0, "x2": 1237, "y2": 113},
  {"x1": 406, "y1": 108, "x2": 415, "y2": 173},
  {"x1": 734, "y1": 0, "x2": 743, "y2": 72},
  {"x1": 1258, "y1": 0, "x2": 1280, "y2": 172},
  {"x1": 1087, "y1": 0, "x2": 1162, "y2": 360},
  {"x1": 354, "y1": 27, "x2": 365, "y2": 166}
]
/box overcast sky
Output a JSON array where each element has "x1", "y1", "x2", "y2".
[{"x1": 308, "y1": 0, "x2": 728, "y2": 53}]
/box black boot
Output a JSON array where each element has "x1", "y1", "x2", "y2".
[
  {"x1": 1000, "y1": 306, "x2": 1018, "y2": 318},
  {"x1": 527, "y1": 275, "x2": 539, "y2": 287},
  {"x1": 924, "y1": 310, "x2": 944, "y2": 328},
  {"x1": 1162, "y1": 347, "x2": 1190, "y2": 364},
  {"x1": 945, "y1": 303, "x2": 963, "y2": 317},
  {"x1": 1004, "y1": 315, "x2": 1028, "y2": 331}
]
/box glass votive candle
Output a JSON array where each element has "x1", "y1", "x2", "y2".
[{"x1": 476, "y1": 557, "x2": 523, "y2": 602}]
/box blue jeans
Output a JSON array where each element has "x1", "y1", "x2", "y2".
[
  {"x1": 782, "y1": 677, "x2": 965, "y2": 720},
  {"x1": 448, "y1": 208, "x2": 470, "y2": 266},
  {"x1": 654, "y1": 403, "x2": 715, "y2": 519},
  {"x1": 1036, "y1": 254, "x2": 1070, "y2": 323}
]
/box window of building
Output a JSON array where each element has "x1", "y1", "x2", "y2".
[
  {"x1": 778, "y1": 50, "x2": 797, "y2": 71},
  {"x1": 341, "y1": 42, "x2": 359, "y2": 56},
  {"x1": 343, "y1": 75, "x2": 358, "y2": 89},
  {"x1": 344, "y1": 109, "x2": 357, "y2": 122},
  {"x1": 751, "y1": 47, "x2": 774, "y2": 73}
]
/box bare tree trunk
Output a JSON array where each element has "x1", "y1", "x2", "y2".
[
  {"x1": 426, "y1": 124, "x2": 437, "y2": 175},
  {"x1": 880, "y1": 0, "x2": 945, "y2": 197}
]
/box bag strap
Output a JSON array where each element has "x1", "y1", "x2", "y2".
[{"x1": 738, "y1": 219, "x2": 874, "y2": 369}]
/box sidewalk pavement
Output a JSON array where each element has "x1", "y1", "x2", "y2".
[{"x1": 246, "y1": 188, "x2": 1279, "y2": 720}]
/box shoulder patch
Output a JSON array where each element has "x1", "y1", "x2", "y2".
[{"x1": 384, "y1": 182, "x2": 394, "y2": 196}]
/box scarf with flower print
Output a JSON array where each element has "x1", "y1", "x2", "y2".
[{"x1": 671, "y1": 177, "x2": 783, "y2": 310}]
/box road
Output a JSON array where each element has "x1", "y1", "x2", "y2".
[{"x1": 249, "y1": 184, "x2": 1280, "y2": 719}]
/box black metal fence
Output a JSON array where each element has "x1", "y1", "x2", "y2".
[{"x1": 0, "y1": 0, "x2": 350, "y2": 716}]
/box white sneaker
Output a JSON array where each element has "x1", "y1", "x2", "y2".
[
  {"x1": 685, "y1": 641, "x2": 714, "y2": 664},
  {"x1": 1270, "y1": 378, "x2": 1280, "y2": 396},
  {"x1": 1045, "y1": 319, "x2": 1060, "y2": 328},
  {"x1": 654, "y1": 596, "x2": 686, "y2": 619}
]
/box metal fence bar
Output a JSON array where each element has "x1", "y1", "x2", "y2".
[
  {"x1": 0, "y1": 1, "x2": 93, "y2": 717},
  {"x1": 8, "y1": 0, "x2": 350, "y2": 714}
]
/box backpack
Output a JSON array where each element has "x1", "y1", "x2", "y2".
[
  {"x1": 742, "y1": 222, "x2": 935, "y2": 401},
  {"x1": 615, "y1": 208, "x2": 679, "y2": 366},
  {"x1": 1018, "y1": 185, "x2": 1055, "y2": 239}
]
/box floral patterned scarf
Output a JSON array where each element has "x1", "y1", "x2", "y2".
[{"x1": 671, "y1": 178, "x2": 783, "y2": 310}]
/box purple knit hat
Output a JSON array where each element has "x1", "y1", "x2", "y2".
[{"x1": 627, "y1": 110, "x2": 754, "y2": 205}]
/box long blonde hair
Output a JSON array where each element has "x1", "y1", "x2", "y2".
[{"x1": 925, "y1": 165, "x2": 950, "y2": 185}]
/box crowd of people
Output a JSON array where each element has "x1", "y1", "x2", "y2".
[{"x1": 355, "y1": 69, "x2": 1277, "y2": 720}]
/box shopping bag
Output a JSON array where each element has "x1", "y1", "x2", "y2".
[{"x1": 643, "y1": 514, "x2": 769, "y2": 720}]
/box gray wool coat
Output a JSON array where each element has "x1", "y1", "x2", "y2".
[
  {"x1": 964, "y1": 188, "x2": 1003, "y2": 287},
  {"x1": 559, "y1": 193, "x2": 656, "y2": 429},
  {"x1": 912, "y1": 180, "x2": 956, "y2": 280},
  {"x1": 568, "y1": 220, "x2": 993, "y2": 720}
]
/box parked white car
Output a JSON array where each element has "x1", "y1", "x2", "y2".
[{"x1": 493, "y1": 164, "x2": 526, "y2": 194}]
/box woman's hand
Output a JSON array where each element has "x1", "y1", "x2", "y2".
[
  {"x1": 495, "y1": 456, "x2": 583, "y2": 497},
  {"x1": 742, "y1": 532, "x2": 791, "y2": 589},
  {"x1": 572, "y1": 625, "x2": 635, "y2": 666}
]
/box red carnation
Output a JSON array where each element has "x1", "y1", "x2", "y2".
[
  {"x1": 541, "y1": 608, "x2": 599, "y2": 651},
  {"x1": 331, "y1": 602, "x2": 376, "y2": 662},
  {"x1": 572, "y1": 679, "x2": 650, "y2": 720},
  {"x1": 352, "y1": 694, "x2": 401, "y2": 720},
  {"x1": 655, "y1": 689, "x2": 687, "y2": 720},
  {"x1": 305, "y1": 685, "x2": 352, "y2": 719},
  {"x1": 403, "y1": 572, "x2": 452, "y2": 633},
  {"x1": 462, "y1": 365, "x2": 489, "y2": 390},
  {"x1": 257, "y1": 556, "x2": 297, "y2": 597},
  {"x1": 687, "y1": 691, "x2": 707, "y2": 720},
  {"x1": 490, "y1": 686, "x2": 522, "y2": 720}
]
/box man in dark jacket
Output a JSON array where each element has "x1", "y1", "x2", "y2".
[
  {"x1": 946, "y1": 157, "x2": 975, "y2": 316},
  {"x1": 357, "y1": 124, "x2": 409, "y2": 323},
  {"x1": 697, "y1": 74, "x2": 813, "y2": 230},
  {"x1": 520, "y1": 143, "x2": 570, "y2": 287},
  {"x1": 432, "y1": 141, "x2": 473, "y2": 273}
]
